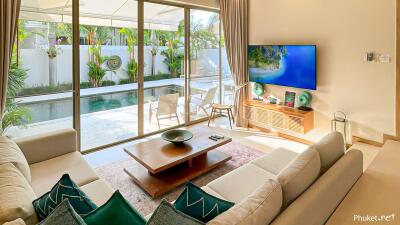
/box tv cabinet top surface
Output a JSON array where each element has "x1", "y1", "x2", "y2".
[{"x1": 244, "y1": 100, "x2": 313, "y2": 117}]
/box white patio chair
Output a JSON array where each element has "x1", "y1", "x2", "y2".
[
  {"x1": 190, "y1": 86, "x2": 218, "y2": 117},
  {"x1": 149, "y1": 93, "x2": 180, "y2": 129}
]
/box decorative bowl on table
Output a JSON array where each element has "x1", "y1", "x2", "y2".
[{"x1": 161, "y1": 129, "x2": 193, "y2": 144}]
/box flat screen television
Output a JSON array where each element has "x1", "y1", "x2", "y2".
[{"x1": 248, "y1": 45, "x2": 317, "y2": 90}]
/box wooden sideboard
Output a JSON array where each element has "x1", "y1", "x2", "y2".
[{"x1": 244, "y1": 100, "x2": 314, "y2": 134}]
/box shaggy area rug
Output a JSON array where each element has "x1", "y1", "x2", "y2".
[{"x1": 94, "y1": 142, "x2": 264, "y2": 216}]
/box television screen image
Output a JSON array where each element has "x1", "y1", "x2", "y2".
[{"x1": 248, "y1": 45, "x2": 317, "y2": 90}]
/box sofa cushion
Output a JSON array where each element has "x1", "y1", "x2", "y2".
[
  {"x1": 33, "y1": 174, "x2": 97, "y2": 221},
  {"x1": 29, "y1": 152, "x2": 99, "y2": 196},
  {"x1": 0, "y1": 136, "x2": 31, "y2": 183},
  {"x1": 84, "y1": 191, "x2": 146, "y2": 225},
  {"x1": 37, "y1": 199, "x2": 86, "y2": 225},
  {"x1": 2, "y1": 218, "x2": 26, "y2": 225},
  {"x1": 208, "y1": 179, "x2": 282, "y2": 225},
  {"x1": 80, "y1": 179, "x2": 114, "y2": 206},
  {"x1": 174, "y1": 182, "x2": 234, "y2": 223},
  {"x1": 206, "y1": 163, "x2": 276, "y2": 203},
  {"x1": 201, "y1": 186, "x2": 227, "y2": 200},
  {"x1": 311, "y1": 132, "x2": 345, "y2": 174},
  {"x1": 0, "y1": 163, "x2": 38, "y2": 225},
  {"x1": 251, "y1": 148, "x2": 298, "y2": 175},
  {"x1": 147, "y1": 200, "x2": 205, "y2": 225},
  {"x1": 277, "y1": 148, "x2": 320, "y2": 209}
]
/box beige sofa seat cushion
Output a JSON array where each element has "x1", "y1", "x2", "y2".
[
  {"x1": 208, "y1": 180, "x2": 282, "y2": 225},
  {"x1": 251, "y1": 148, "x2": 298, "y2": 175},
  {"x1": 201, "y1": 186, "x2": 227, "y2": 200},
  {"x1": 206, "y1": 163, "x2": 276, "y2": 203},
  {"x1": 277, "y1": 148, "x2": 320, "y2": 209},
  {"x1": 0, "y1": 163, "x2": 38, "y2": 225},
  {"x1": 2, "y1": 218, "x2": 26, "y2": 225},
  {"x1": 0, "y1": 136, "x2": 31, "y2": 183},
  {"x1": 80, "y1": 179, "x2": 114, "y2": 206},
  {"x1": 311, "y1": 132, "x2": 345, "y2": 174},
  {"x1": 30, "y1": 151, "x2": 99, "y2": 196}
]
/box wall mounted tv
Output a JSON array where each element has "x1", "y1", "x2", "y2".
[{"x1": 248, "y1": 45, "x2": 317, "y2": 90}]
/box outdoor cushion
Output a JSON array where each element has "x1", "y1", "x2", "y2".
[
  {"x1": 208, "y1": 179, "x2": 282, "y2": 225},
  {"x1": 37, "y1": 199, "x2": 87, "y2": 225},
  {"x1": 311, "y1": 132, "x2": 345, "y2": 174},
  {"x1": 0, "y1": 136, "x2": 31, "y2": 183},
  {"x1": 84, "y1": 190, "x2": 146, "y2": 225},
  {"x1": 0, "y1": 163, "x2": 38, "y2": 225},
  {"x1": 147, "y1": 200, "x2": 204, "y2": 225},
  {"x1": 277, "y1": 148, "x2": 321, "y2": 208},
  {"x1": 174, "y1": 182, "x2": 234, "y2": 223},
  {"x1": 33, "y1": 174, "x2": 97, "y2": 221}
]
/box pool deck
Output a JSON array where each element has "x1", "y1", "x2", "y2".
[{"x1": 7, "y1": 77, "x2": 235, "y2": 150}]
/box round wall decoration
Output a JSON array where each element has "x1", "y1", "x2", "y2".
[
  {"x1": 107, "y1": 55, "x2": 122, "y2": 70},
  {"x1": 253, "y1": 82, "x2": 264, "y2": 98}
]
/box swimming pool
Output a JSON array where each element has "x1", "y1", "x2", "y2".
[{"x1": 21, "y1": 85, "x2": 184, "y2": 124}]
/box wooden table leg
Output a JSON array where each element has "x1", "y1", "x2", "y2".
[
  {"x1": 208, "y1": 108, "x2": 215, "y2": 127},
  {"x1": 226, "y1": 109, "x2": 232, "y2": 129}
]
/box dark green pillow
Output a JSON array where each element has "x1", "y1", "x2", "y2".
[
  {"x1": 37, "y1": 199, "x2": 87, "y2": 225},
  {"x1": 173, "y1": 182, "x2": 234, "y2": 223},
  {"x1": 33, "y1": 174, "x2": 97, "y2": 221},
  {"x1": 147, "y1": 200, "x2": 204, "y2": 225},
  {"x1": 83, "y1": 190, "x2": 146, "y2": 225}
]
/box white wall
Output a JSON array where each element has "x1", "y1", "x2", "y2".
[
  {"x1": 21, "y1": 46, "x2": 230, "y2": 86},
  {"x1": 249, "y1": 0, "x2": 396, "y2": 142}
]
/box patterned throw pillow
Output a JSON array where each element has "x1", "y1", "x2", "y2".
[
  {"x1": 83, "y1": 191, "x2": 146, "y2": 225},
  {"x1": 174, "y1": 182, "x2": 234, "y2": 223},
  {"x1": 33, "y1": 174, "x2": 97, "y2": 221},
  {"x1": 37, "y1": 199, "x2": 87, "y2": 225},
  {"x1": 147, "y1": 200, "x2": 204, "y2": 225}
]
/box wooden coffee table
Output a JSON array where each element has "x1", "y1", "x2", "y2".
[{"x1": 124, "y1": 127, "x2": 232, "y2": 198}]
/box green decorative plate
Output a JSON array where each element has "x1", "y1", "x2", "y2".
[
  {"x1": 253, "y1": 83, "x2": 264, "y2": 96},
  {"x1": 161, "y1": 130, "x2": 193, "y2": 144},
  {"x1": 299, "y1": 91, "x2": 312, "y2": 107}
]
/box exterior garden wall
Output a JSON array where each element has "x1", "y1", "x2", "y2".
[{"x1": 20, "y1": 45, "x2": 230, "y2": 88}]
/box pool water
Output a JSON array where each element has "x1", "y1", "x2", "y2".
[{"x1": 22, "y1": 85, "x2": 184, "y2": 124}]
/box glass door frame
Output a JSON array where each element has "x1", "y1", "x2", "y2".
[{"x1": 70, "y1": 0, "x2": 221, "y2": 153}]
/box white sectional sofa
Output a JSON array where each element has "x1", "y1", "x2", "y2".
[
  {"x1": 0, "y1": 129, "x2": 114, "y2": 225},
  {"x1": 0, "y1": 129, "x2": 363, "y2": 225},
  {"x1": 203, "y1": 132, "x2": 363, "y2": 225}
]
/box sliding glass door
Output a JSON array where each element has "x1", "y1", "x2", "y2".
[
  {"x1": 143, "y1": 2, "x2": 185, "y2": 134},
  {"x1": 189, "y1": 10, "x2": 221, "y2": 122},
  {"x1": 10, "y1": 1, "x2": 226, "y2": 152},
  {"x1": 78, "y1": 0, "x2": 139, "y2": 151},
  {"x1": 4, "y1": 0, "x2": 73, "y2": 139}
]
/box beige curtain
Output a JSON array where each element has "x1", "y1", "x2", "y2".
[
  {"x1": 220, "y1": 0, "x2": 248, "y2": 127},
  {"x1": 0, "y1": 0, "x2": 21, "y2": 126}
]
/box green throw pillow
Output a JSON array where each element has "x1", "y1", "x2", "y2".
[
  {"x1": 173, "y1": 182, "x2": 234, "y2": 223},
  {"x1": 147, "y1": 200, "x2": 204, "y2": 225},
  {"x1": 37, "y1": 199, "x2": 87, "y2": 225},
  {"x1": 83, "y1": 190, "x2": 146, "y2": 225},
  {"x1": 33, "y1": 174, "x2": 97, "y2": 221}
]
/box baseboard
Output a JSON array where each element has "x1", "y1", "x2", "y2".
[
  {"x1": 383, "y1": 134, "x2": 400, "y2": 143},
  {"x1": 352, "y1": 136, "x2": 384, "y2": 147},
  {"x1": 247, "y1": 124, "x2": 315, "y2": 146}
]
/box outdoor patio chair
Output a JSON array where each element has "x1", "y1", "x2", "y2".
[
  {"x1": 190, "y1": 86, "x2": 218, "y2": 117},
  {"x1": 149, "y1": 93, "x2": 180, "y2": 129}
]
